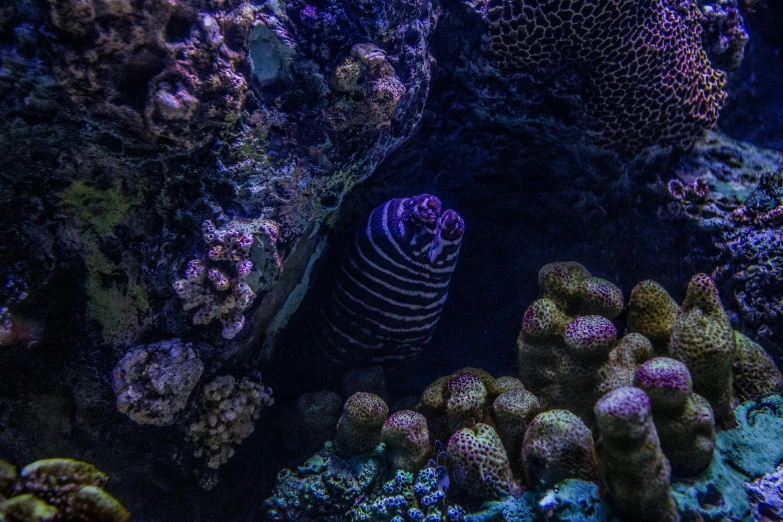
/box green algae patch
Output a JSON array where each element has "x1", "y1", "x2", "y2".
[
  {"x1": 84, "y1": 243, "x2": 149, "y2": 346},
  {"x1": 60, "y1": 180, "x2": 131, "y2": 237}
]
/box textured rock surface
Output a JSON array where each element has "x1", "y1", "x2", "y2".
[{"x1": 112, "y1": 339, "x2": 204, "y2": 426}]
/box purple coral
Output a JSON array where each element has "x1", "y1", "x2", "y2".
[{"x1": 173, "y1": 220, "x2": 264, "y2": 339}]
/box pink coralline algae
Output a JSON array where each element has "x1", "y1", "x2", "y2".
[{"x1": 173, "y1": 218, "x2": 279, "y2": 339}]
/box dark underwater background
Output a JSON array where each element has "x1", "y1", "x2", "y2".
[{"x1": 1, "y1": 0, "x2": 782, "y2": 519}]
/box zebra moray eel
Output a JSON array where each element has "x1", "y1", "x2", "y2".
[{"x1": 312, "y1": 194, "x2": 464, "y2": 366}]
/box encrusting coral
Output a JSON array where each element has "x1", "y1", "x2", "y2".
[
  {"x1": 521, "y1": 410, "x2": 598, "y2": 490},
  {"x1": 476, "y1": 0, "x2": 727, "y2": 153},
  {"x1": 111, "y1": 339, "x2": 204, "y2": 426},
  {"x1": 732, "y1": 170, "x2": 783, "y2": 226},
  {"x1": 334, "y1": 392, "x2": 389, "y2": 457},
  {"x1": 669, "y1": 273, "x2": 737, "y2": 427},
  {"x1": 594, "y1": 387, "x2": 678, "y2": 522},
  {"x1": 183, "y1": 374, "x2": 273, "y2": 471},
  {"x1": 173, "y1": 218, "x2": 279, "y2": 340},
  {"x1": 633, "y1": 357, "x2": 716, "y2": 476},
  {"x1": 0, "y1": 458, "x2": 129, "y2": 522}
]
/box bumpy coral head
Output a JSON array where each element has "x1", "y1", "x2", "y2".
[
  {"x1": 563, "y1": 315, "x2": 617, "y2": 358},
  {"x1": 594, "y1": 387, "x2": 652, "y2": 442},
  {"x1": 520, "y1": 298, "x2": 569, "y2": 341},
  {"x1": 633, "y1": 358, "x2": 693, "y2": 412},
  {"x1": 682, "y1": 273, "x2": 723, "y2": 312},
  {"x1": 381, "y1": 410, "x2": 430, "y2": 472}
]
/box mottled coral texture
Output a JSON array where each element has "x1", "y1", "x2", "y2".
[
  {"x1": 521, "y1": 410, "x2": 598, "y2": 489},
  {"x1": 334, "y1": 392, "x2": 389, "y2": 457},
  {"x1": 478, "y1": 0, "x2": 727, "y2": 152},
  {"x1": 732, "y1": 331, "x2": 783, "y2": 403},
  {"x1": 670, "y1": 274, "x2": 736, "y2": 427},
  {"x1": 519, "y1": 262, "x2": 633, "y2": 422},
  {"x1": 633, "y1": 358, "x2": 716, "y2": 476},
  {"x1": 381, "y1": 410, "x2": 430, "y2": 472},
  {"x1": 627, "y1": 280, "x2": 681, "y2": 353},
  {"x1": 446, "y1": 423, "x2": 517, "y2": 499},
  {"x1": 0, "y1": 458, "x2": 129, "y2": 522},
  {"x1": 594, "y1": 387, "x2": 678, "y2": 522}
]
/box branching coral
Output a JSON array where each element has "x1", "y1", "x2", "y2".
[
  {"x1": 183, "y1": 374, "x2": 273, "y2": 470},
  {"x1": 477, "y1": 0, "x2": 727, "y2": 152},
  {"x1": 173, "y1": 218, "x2": 279, "y2": 339},
  {"x1": 112, "y1": 339, "x2": 204, "y2": 426},
  {"x1": 0, "y1": 458, "x2": 129, "y2": 522}
]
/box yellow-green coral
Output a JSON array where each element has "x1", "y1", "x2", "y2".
[
  {"x1": 522, "y1": 410, "x2": 598, "y2": 489},
  {"x1": 60, "y1": 180, "x2": 131, "y2": 237},
  {"x1": 627, "y1": 280, "x2": 681, "y2": 353},
  {"x1": 594, "y1": 387, "x2": 678, "y2": 522},
  {"x1": 334, "y1": 392, "x2": 389, "y2": 457},
  {"x1": 732, "y1": 331, "x2": 783, "y2": 403},
  {"x1": 670, "y1": 274, "x2": 736, "y2": 427},
  {"x1": 0, "y1": 458, "x2": 129, "y2": 522}
]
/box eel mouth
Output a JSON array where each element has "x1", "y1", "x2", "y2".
[
  {"x1": 436, "y1": 209, "x2": 464, "y2": 242},
  {"x1": 407, "y1": 194, "x2": 442, "y2": 226}
]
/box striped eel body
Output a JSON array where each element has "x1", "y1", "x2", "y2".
[{"x1": 312, "y1": 194, "x2": 465, "y2": 366}]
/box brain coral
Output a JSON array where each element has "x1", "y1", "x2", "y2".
[{"x1": 478, "y1": 0, "x2": 727, "y2": 152}]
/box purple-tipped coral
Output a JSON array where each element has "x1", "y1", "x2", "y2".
[
  {"x1": 112, "y1": 339, "x2": 204, "y2": 426},
  {"x1": 537, "y1": 262, "x2": 623, "y2": 319},
  {"x1": 446, "y1": 423, "x2": 517, "y2": 500},
  {"x1": 634, "y1": 358, "x2": 716, "y2": 476},
  {"x1": 594, "y1": 387, "x2": 678, "y2": 522},
  {"x1": 521, "y1": 410, "x2": 598, "y2": 489},
  {"x1": 670, "y1": 274, "x2": 737, "y2": 427},
  {"x1": 596, "y1": 333, "x2": 655, "y2": 395},
  {"x1": 381, "y1": 410, "x2": 430, "y2": 472},
  {"x1": 173, "y1": 219, "x2": 279, "y2": 339},
  {"x1": 334, "y1": 392, "x2": 389, "y2": 457}
]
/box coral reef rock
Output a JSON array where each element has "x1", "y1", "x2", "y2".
[{"x1": 112, "y1": 339, "x2": 204, "y2": 426}]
